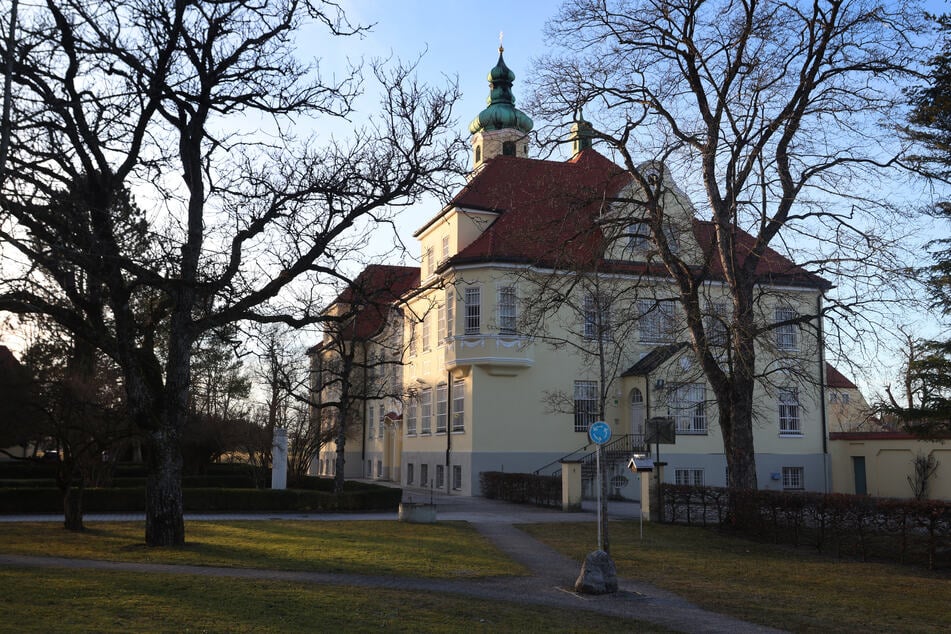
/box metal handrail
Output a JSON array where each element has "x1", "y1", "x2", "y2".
[{"x1": 533, "y1": 433, "x2": 648, "y2": 476}]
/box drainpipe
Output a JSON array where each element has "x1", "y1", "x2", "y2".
[
  {"x1": 817, "y1": 293, "x2": 829, "y2": 493},
  {"x1": 446, "y1": 370, "x2": 452, "y2": 494}
]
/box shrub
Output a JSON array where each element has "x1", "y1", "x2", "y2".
[
  {"x1": 480, "y1": 471, "x2": 560, "y2": 507},
  {"x1": 662, "y1": 484, "x2": 951, "y2": 570}
]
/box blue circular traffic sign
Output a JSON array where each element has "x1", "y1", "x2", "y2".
[{"x1": 588, "y1": 421, "x2": 611, "y2": 445}]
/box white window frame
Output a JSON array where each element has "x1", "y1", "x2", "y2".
[
  {"x1": 464, "y1": 286, "x2": 481, "y2": 335},
  {"x1": 437, "y1": 302, "x2": 446, "y2": 344},
  {"x1": 420, "y1": 387, "x2": 432, "y2": 435},
  {"x1": 675, "y1": 468, "x2": 705, "y2": 487},
  {"x1": 407, "y1": 463, "x2": 415, "y2": 485},
  {"x1": 408, "y1": 320, "x2": 417, "y2": 357},
  {"x1": 441, "y1": 235, "x2": 450, "y2": 262},
  {"x1": 436, "y1": 464, "x2": 445, "y2": 489},
  {"x1": 779, "y1": 387, "x2": 802, "y2": 436},
  {"x1": 420, "y1": 463, "x2": 429, "y2": 488},
  {"x1": 668, "y1": 383, "x2": 706, "y2": 434},
  {"x1": 424, "y1": 246, "x2": 434, "y2": 277},
  {"x1": 782, "y1": 466, "x2": 804, "y2": 490},
  {"x1": 445, "y1": 289, "x2": 454, "y2": 340},
  {"x1": 498, "y1": 285, "x2": 517, "y2": 335},
  {"x1": 368, "y1": 404, "x2": 375, "y2": 440},
  {"x1": 452, "y1": 378, "x2": 465, "y2": 432},
  {"x1": 435, "y1": 383, "x2": 448, "y2": 433},
  {"x1": 624, "y1": 220, "x2": 651, "y2": 253},
  {"x1": 406, "y1": 399, "x2": 417, "y2": 436},
  {"x1": 574, "y1": 380, "x2": 599, "y2": 433},
  {"x1": 705, "y1": 301, "x2": 728, "y2": 347},
  {"x1": 422, "y1": 312, "x2": 432, "y2": 351},
  {"x1": 452, "y1": 465, "x2": 462, "y2": 490},
  {"x1": 583, "y1": 293, "x2": 612, "y2": 341},
  {"x1": 639, "y1": 300, "x2": 675, "y2": 343},
  {"x1": 775, "y1": 307, "x2": 798, "y2": 351}
]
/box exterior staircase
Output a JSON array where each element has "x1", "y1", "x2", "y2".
[{"x1": 534, "y1": 434, "x2": 649, "y2": 498}]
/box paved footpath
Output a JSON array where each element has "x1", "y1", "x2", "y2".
[{"x1": 0, "y1": 492, "x2": 783, "y2": 633}]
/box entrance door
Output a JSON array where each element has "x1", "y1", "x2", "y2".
[
  {"x1": 852, "y1": 456, "x2": 867, "y2": 495},
  {"x1": 630, "y1": 388, "x2": 645, "y2": 439}
]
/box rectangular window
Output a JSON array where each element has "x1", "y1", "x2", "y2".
[
  {"x1": 452, "y1": 465, "x2": 462, "y2": 490},
  {"x1": 465, "y1": 286, "x2": 481, "y2": 334},
  {"x1": 574, "y1": 380, "x2": 599, "y2": 432},
  {"x1": 583, "y1": 293, "x2": 612, "y2": 340},
  {"x1": 422, "y1": 312, "x2": 432, "y2": 351},
  {"x1": 378, "y1": 410, "x2": 385, "y2": 438},
  {"x1": 408, "y1": 320, "x2": 417, "y2": 356},
  {"x1": 775, "y1": 307, "x2": 798, "y2": 351},
  {"x1": 366, "y1": 460, "x2": 372, "y2": 477},
  {"x1": 406, "y1": 398, "x2": 417, "y2": 436},
  {"x1": 639, "y1": 300, "x2": 675, "y2": 342},
  {"x1": 425, "y1": 246, "x2": 434, "y2": 277},
  {"x1": 675, "y1": 468, "x2": 705, "y2": 487},
  {"x1": 498, "y1": 286, "x2": 517, "y2": 335},
  {"x1": 421, "y1": 463, "x2": 429, "y2": 487},
  {"x1": 668, "y1": 383, "x2": 706, "y2": 434},
  {"x1": 368, "y1": 405, "x2": 375, "y2": 440},
  {"x1": 705, "y1": 301, "x2": 728, "y2": 346},
  {"x1": 446, "y1": 290, "x2": 454, "y2": 339},
  {"x1": 420, "y1": 387, "x2": 432, "y2": 434},
  {"x1": 452, "y1": 378, "x2": 465, "y2": 432},
  {"x1": 625, "y1": 221, "x2": 651, "y2": 252},
  {"x1": 376, "y1": 460, "x2": 382, "y2": 478},
  {"x1": 442, "y1": 235, "x2": 450, "y2": 262},
  {"x1": 407, "y1": 463, "x2": 415, "y2": 485},
  {"x1": 779, "y1": 388, "x2": 801, "y2": 435},
  {"x1": 436, "y1": 383, "x2": 448, "y2": 433},
  {"x1": 782, "y1": 466, "x2": 804, "y2": 490},
  {"x1": 438, "y1": 302, "x2": 447, "y2": 343},
  {"x1": 436, "y1": 464, "x2": 445, "y2": 489}
]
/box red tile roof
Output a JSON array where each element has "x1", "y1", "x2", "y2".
[
  {"x1": 825, "y1": 363, "x2": 858, "y2": 389},
  {"x1": 320, "y1": 265, "x2": 420, "y2": 345},
  {"x1": 438, "y1": 150, "x2": 829, "y2": 289}
]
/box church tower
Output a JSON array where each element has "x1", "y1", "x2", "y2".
[{"x1": 469, "y1": 46, "x2": 533, "y2": 170}]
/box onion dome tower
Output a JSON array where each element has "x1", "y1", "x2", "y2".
[{"x1": 469, "y1": 45, "x2": 534, "y2": 170}]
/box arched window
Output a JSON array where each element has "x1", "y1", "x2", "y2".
[{"x1": 474, "y1": 145, "x2": 482, "y2": 164}]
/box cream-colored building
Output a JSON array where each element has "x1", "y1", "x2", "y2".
[
  {"x1": 311, "y1": 49, "x2": 832, "y2": 498},
  {"x1": 830, "y1": 432, "x2": 951, "y2": 500}
]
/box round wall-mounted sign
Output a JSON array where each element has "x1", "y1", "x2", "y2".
[{"x1": 588, "y1": 421, "x2": 612, "y2": 445}]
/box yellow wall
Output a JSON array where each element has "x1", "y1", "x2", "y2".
[{"x1": 830, "y1": 434, "x2": 951, "y2": 500}]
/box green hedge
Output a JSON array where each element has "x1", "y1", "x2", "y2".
[
  {"x1": 0, "y1": 484, "x2": 402, "y2": 514},
  {"x1": 662, "y1": 485, "x2": 951, "y2": 570},
  {"x1": 480, "y1": 471, "x2": 560, "y2": 508}
]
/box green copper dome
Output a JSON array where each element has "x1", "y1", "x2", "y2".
[{"x1": 468, "y1": 47, "x2": 534, "y2": 135}]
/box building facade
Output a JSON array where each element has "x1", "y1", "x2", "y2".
[{"x1": 311, "y1": 48, "x2": 832, "y2": 498}]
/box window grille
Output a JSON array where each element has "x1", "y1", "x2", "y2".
[
  {"x1": 775, "y1": 307, "x2": 798, "y2": 350},
  {"x1": 779, "y1": 388, "x2": 801, "y2": 435},
  {"x1": 668, "y1": 383, "x2": 706, "y2": 433},
  {"x1": 465, "y1": 287, "x2": 481, "y2": 334},
  {"x1": 782, "y1": 466, "x2": 804, "y2": 490},
  {"x1": 675, "y1": 468, "x2": 705, "y2": 486},
  {"x1": 498, "y1": 286, "x2": 517, "y2": 334},
  {"x1": 452, "y1": 465, "x2": 462, "y2": 490},
  {"x1": 574, "y1": 380, "x2": 599, "y2": 432},
  {"x1": 639, "y1": 300, "x2": 675, "y2": 342}
]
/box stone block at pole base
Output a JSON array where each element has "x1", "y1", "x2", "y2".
[{"x1": 574, "y1": 550, "x2": 618, "y2": 594}]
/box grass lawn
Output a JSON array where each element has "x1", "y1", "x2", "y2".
[
  {"x1": 0, "y1": 520, "x2": 525, "y2": 578},
  {"x1": 522, "y1": 520, "x2": 951, "y2": 633},
  {"x1": 0, "y1": 567, "x2": 668, "y2": 633}
]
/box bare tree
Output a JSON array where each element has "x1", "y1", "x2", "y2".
[
  {"x1": 309, "y1": 265, "x2": 417, "y2": 493},
  {"x1": 530, "y1": 0, "x2": 928, "y2": 498},
  {"x1": 0, "y1": 1, "x2": 461, "y2": 545}
]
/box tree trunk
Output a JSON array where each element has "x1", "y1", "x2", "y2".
[
  {"x1": 63, "y1": 483, "x2": 84, "y2": 532},
  {"x1": 333, "y1": 421, "x2": 348, "y2": 495},
  {"x1": 145, "y1": 425, "x2": 185, "y2": 546}
]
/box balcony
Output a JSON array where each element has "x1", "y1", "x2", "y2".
[{"x1": 444, "y1": 334, "x2": 534, "y2": 375}]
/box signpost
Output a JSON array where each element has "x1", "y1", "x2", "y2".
[{"x1": 588, "y1": 421, "x2": 611, "y2": 552}]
